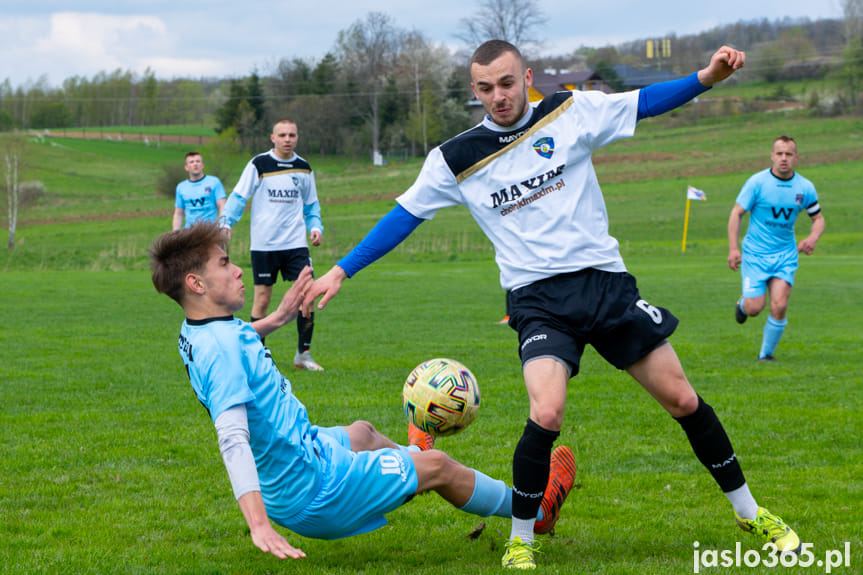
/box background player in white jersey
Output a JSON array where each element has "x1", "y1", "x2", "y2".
[
  {"x1": 303, "y1": 40, "x2": 800, "y2": 569},
  {"x1": 728, "y1": 135, "x2": 824, "y2": 361},
  {"x1": 220, "y1": 119, "x2": 325, "y2": 371},
  {"x1": 148, "y1": 222, "x2": 575, "y2": 562},
  {"x1": 172, "y1": 152, "x2": 226, "y2": 230}
]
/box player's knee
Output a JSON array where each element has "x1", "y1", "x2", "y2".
[
  {"x1": 668, "y1": 389, "x2": 700, "y2": 418},
  {"x1": 346, "y1": 420, "x2": 379, "y2": 449},
  {"x1": 770, "y1": 301, "x2": 788, "y2": 318},
  {"x1": 418, "y1": 450, "x2": 455, "y2": 483},
  {"x1": 747, "y1": 300, "x2": 766, "y2": 316},
  {"x1": 531, "y1": 403, "x2": 565, "y2": 430}
]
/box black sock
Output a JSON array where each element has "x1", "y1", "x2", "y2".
[
  {"x1": 512, "y1": 419, "x2": 560, "y2": 520},
  {"x1": 675, "y1": 395, "x2": 746, "y2": 492},
  {"x1": 297, "y1": 312, "x2": 314, "y2": 354}
]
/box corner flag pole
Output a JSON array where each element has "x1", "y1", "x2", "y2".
[
  {"x1": 682, "y1": 197, "x2": 692, "y2": 253},
  {"x1": 682, "y1": 185, "x2": 707, "y2": 254}
]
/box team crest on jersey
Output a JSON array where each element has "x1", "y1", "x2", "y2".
[
  {"x1": 533, "y1": 137, "x2": 554, "y2": 159},
  {"x1": 795, "y1": 193, "x2": 803, "y2": 205}
]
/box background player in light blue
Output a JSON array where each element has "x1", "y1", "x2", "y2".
[
  {"x1": 728, "y1": 135, "x2": 825, "y2": 362},
  {"x1": 148, "y1": 223, "x2": 574, "y2": 562},
  {"x1": 172, "y1": 151, "x2": 226, "y2": 230}
]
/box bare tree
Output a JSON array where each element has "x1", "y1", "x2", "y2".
[
  {"x1": 456, "y1": 0, "x2": 548, "y2": 55},
  {"x1": 3, "y1": 135, "x2": 22, "y2": 250},
  {"x1": 398, "y1": 31, "x2": 454, "y2": 154},
  {"x1": 336, "y1": 12, "x2": 402, "y2": 162},
  {"x1": 844, "y1": 0, "x2": 863, "y2": 39},
  {"x1": 841, "y1": 0, "x2": 863, "y2": 106}
]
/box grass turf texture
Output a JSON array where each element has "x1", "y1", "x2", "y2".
[{"x1": 1, "y1": 111, "x2": 861, "y2": 573}]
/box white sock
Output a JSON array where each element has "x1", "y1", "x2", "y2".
[
  {"x1": 725, "y1": 483, "x2": 759, "y2": 519},
  {"x1": 509, "y1": 517, "x2": 535, "y2": 543}
]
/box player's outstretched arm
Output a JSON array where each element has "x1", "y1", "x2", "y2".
[
  {"x1": 302, "y1": 265, "x2": 347, "y2": 317},
  {"x1": 238, "y1": 491, "x2": 306, "y2": 560},
  {"x1": 698, "y1": 46, "x2": 745, "y2": 87},
  {"x1": 252, "y1": 266, "x2": 313, "y2": 337}
]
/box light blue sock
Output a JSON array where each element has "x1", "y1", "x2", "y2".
[
  {"x1": 760, "y1": 315, "x2": 787, "y2": 358},
  {"x1": 459, "y1": 470, "x2": 512, "y2": 518}
]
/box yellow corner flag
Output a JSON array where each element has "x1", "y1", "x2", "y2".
[{"x1": 682, "y1": 186, "x2": 707, "y2": 253}]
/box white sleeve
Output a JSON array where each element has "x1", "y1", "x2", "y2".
[
  {"x1": 214, "y1": 404, "x2": 261, "y2": 500},
  {"x1": 397, "y1": 147, "x2": 462, "y2": 220},
  {"x1": 231, "y1": 161, "x2": 260, "y2": 201}
]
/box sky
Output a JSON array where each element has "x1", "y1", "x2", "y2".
[{"x1": 0, "y1": 0, "x2": 845, "y2": 88}]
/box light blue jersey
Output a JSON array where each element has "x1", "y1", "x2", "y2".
[
  {"x1": 177, "y1": 316, "x2": 417, "y2": 537},
  {"x1": 735, "y1": 168, "x2": 820, "y2": 296},
  {"x1": 179, "y1": 317, "x2": 323, "y2": 520},
  {"x1": 175, "y1": 175, "x2": 226, "y2": 227},
  {"x1": 736, "y1": 168, "x2": 820, "y2": 258}
]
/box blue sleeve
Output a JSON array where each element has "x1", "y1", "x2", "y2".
[
  {"x1": 337, "y1": 204, "x2": 424, "y2": 277},
  {"x1": 303, "y1": 200, "x2": 323, "y2": 233},
  {"x1": 637, "y1": 72, "x2": 710, "y2": 121},
  {"x1": 219, "y1": 193, "x2": 247, "y2": 228}
]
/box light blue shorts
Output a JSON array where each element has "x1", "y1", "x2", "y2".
[
  {"x1": 276, "y1": 426, "x2": 419, "y2": 540},
  {"x1": 741, "y1": 250, "x2": 798, "y2": 298}
]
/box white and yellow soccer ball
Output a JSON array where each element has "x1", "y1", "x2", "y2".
[{"x1": 402, "y1": 358, "x2": 480, "y2": 437}]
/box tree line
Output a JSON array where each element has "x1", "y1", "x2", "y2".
[{"x1": 2, "y1": 10, "x2": 862, "y2": 159}]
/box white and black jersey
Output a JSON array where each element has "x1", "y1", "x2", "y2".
[
  {"x1": 231, "y1": 151, "x2": 320, "y2": 251},
  {"x1": 398, "y1": 89, "x2": 639, "y2": 291}
]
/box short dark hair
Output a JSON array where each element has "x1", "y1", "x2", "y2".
[
  {"x1": 774, "y1": 135, "x2": 796, "y2": 147},
  {"x1": 184, "y1": 151, "x2": 201, "y2": 160},
  {"x1": 149, "y1": 222, "x2": 226, "y2": 305},
  {"x1": 272, "y1": 118, "x2": 297, "y2": 131},
  {"x1": 471, "y1": 40, "x2": 525, "y2": 68}
]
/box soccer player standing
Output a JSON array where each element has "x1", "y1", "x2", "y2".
[
  {"x1": 728, "y1": 135, "x2": 825, "y2": 361},
  {"x1": 220, "y1": 119, "x2": 326, "y2": 371},
  {"x1": 304, "y1": 41, "x2": 801, "y2": 569},
  {"x1": 172, "y1": 152, "x2": 226, "y2": 230}
]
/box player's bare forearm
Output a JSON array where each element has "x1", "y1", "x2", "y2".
[
  {"x1": 301, "y1": 265, "x2": 347, "y2": 317},
  {"x1": 237, "y1": 492, "x2": 306, "y2": 560},
  {"x1": 698, "y1": 46, "x2": 745, "y2": 87}
]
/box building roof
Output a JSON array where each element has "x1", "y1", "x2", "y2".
[
  {"x1": 612, "y1": 64, "x2": 682, "y2": 89},
  {"x1": 530, "y1": 69, "x2": 612, "y2": 101}
]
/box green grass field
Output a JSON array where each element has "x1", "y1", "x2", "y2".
[{"x1": 1, "y1": 110, "x2": 861, "y2": 574}]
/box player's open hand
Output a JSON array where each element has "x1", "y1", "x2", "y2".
[
  {"x1": 278, "y1": 266, "x2": 313, "y2": 318},
  {"x1": 250, "y1": 524, "x2": 306, "y2": 560},
  {"x1": 699, "y1": 46, "x2": 745, "y2": 87},
  {"x1": 301, "y1": 265, "x2": 347, "y2": 317}
]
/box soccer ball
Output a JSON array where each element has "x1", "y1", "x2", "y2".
[{"x1": 403, "y1": 358, "x2": 480, "y2": 437}]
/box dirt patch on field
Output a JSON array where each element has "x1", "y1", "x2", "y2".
[
  {"x1": 47, "y1": 131, "x2": 213, "y2": 146},
  {"x1": 592, "y1": 151, "x2": 689, "y2": 165},
  {"x1": 20, "y1": 210, "x2": 171, "y2": 227},
  {"x1": 595, "y1": 148, "x2": 863, "y2": 183}
]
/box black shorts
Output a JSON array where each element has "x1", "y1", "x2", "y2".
[
  {"x1": 250, "y1": 248, "x2": 314, "y2": 286},
  {"x1": 505, "y1": 269, "x2": 678, "y2": 376}
]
